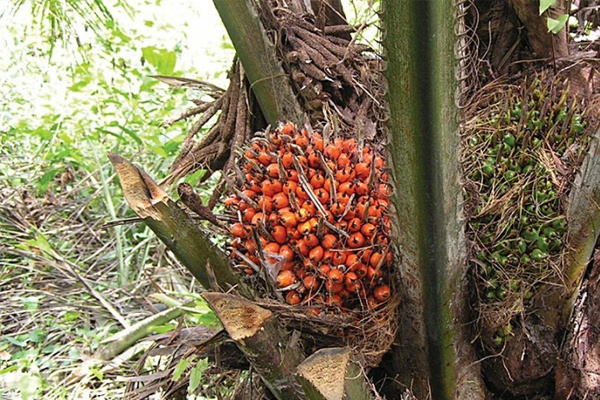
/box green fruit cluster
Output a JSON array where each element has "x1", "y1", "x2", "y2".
[{"x1": 464, "y1": 76, "x2": 590, "y2": 347}]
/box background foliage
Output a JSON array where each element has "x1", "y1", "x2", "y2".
[{"x1": 0, "y1": 1, "x2": 233, "y2": 398}]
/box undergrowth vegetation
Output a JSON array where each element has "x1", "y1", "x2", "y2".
[{"x1": 0, "y1": 1, "x2": 232, "y2": 398}]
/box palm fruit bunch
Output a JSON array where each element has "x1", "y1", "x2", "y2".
[{"x1": 225, "y1": 123, "x2": 392, "y2": 310}]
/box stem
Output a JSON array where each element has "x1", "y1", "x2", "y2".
[
  {"x1": 96, "y1": 300, "x2": 194, "y2": 361},
  {"x1": 562, "y1": 127, "x2": 600, "y2": 323},
  {"x1": 212, "y1": 0, "x2": 305, "y2": 125},
  {"x1": 108, "y1": 154, "x2": 241, "y2": 292},
  {"x1": 203, "y1": 292, "x2": 306, "y2": 400},
  {"x1": 296, "y1": 347, "x2": 375, "y2": 400}
]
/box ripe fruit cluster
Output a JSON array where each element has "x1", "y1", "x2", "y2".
[{"x1": 225, "y1": 123, "x2": 392, "y2": 310}]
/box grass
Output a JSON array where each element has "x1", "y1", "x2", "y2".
[{"x1": 0, "y1": 159, "x2": 217, "y2": 399}]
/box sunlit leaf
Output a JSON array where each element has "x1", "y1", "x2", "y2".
[
  {"x1": 173, "y1": 358, "x2": 190, "y2": 381},
  {"x1": 188, "y1": 360, "x2": 207, "y2": 393},
  {"x1": 547, "y1": 14, "x2": 568, "y2": 34},
  {"x1": 141, "y1": 46, "x2": 177, "y2": 75},
  {"x1": 539, "y1": 0, "x2": 556, "y2": 15}
]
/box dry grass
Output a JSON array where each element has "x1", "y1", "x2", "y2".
[{"x1": 0, "y1": 165, "x2": 200, "y2": 399}]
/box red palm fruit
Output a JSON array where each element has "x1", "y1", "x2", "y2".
[
  {"x1": 231, "y1": 223, "x2": 248, "y2": 238},
  {"x1": 336, "y1": 220, "x2": 348, "y2": 231},
  {"x1": 281, "y1": 152, "x2": 294, "y2": 168},
  {"x1": 368, "y1": 204, "x2": 383, "y2": 218},
  {"x1": 287, "y1": 228, "x2": 302, "y2": 240},
  {"x1": 296, "y1": 185, "x2": 309, "y2": 200},
  {"x1": 301, "y1": 200, "x2": 316, "y2": 216},
  {"x1": 309, "y1": 246, "x2": 324, "y2": 263},
  {"x1": 262, "y1": 179, "x2": 278, "y2": 198},
  {"x1": 263, "y1": 242, "x2": 280, "y2": 254},
  {"x1": 335, "y1": 167, "x2": 351, "y2": 183},
  {"x1": 377, "y1": 184, "x2": 390, "y2": 198},
  {"x1": 361, "y1": 223, "x2": 377, "y2": 239},
  {"x1": 322, "y1": 234, "x2": 338, "y2": 249},
  {"x1": 315, "y1": 188, "x2": 329, "y2": 204},
  {"x1": 367, "y1": 296, "x2": 380, "y2": 309},
  {"x1": 304, "y1": 233, "x2": 319, "y2": 247},
  {"x1": 324, "y1": 144, "x2": 341, "y2": 160},
  {"x1": 266, "y1": 163, "x2": 280, "y2": 178},
  {"x1": 307, "y1": 217, "x2": 319, "y2": 231},
  {"x1": 303, "y1": 258, "x2": 315, "y2": 270},
  {"x1": 323, "y1": 178, "x2": 337, "y2": 193},
  {"x1": 242, "y1": 189, "x2": 258, "y2": 199},
  {"x1": 287, "y1": 169, "x2": 299, "y2": 182},
  {"x1": 373, "y1": 285, "x2": 391, "y2": 302},
  {"x1": 258, "y1": 196, "x2": 274, "y2": 213},
  {"x1": 367, "y1": 266, "x2": 382, "y2": 281},
  {"x1": 277, "y1": 270, "x2": 296, "y2": 288},
  {"x1": 244, "y1": 239, "x2": 258, "y2": 254},
  {"x1": 244, "y1": 148, "x2": 258, "y2": 160},
  {"x1": 355, "y1": 162, "x2": 370, "y2": 179},
  {"x1": 348, "y1": 217, "x2": 362, "y2": 233},
  {"x1": 223, "y1": 196, "x2": 239, "y2": 207},
  {"x1": 353, "y1": 263, "x2": 368, "y2": 278},
  {"x1": 331, "y1": 251, "x2": 347, "y2": 266},
  {"x1": 369, "y1": 252, "x2": 384, "y2": 268},
  {"x1": 336, "y1": 192, "x2": 351, "y2": 205},
  {"x1": 331, "y1": 202, "x2": 345, "y2": 216},
  {"x1": 279, "y1": 245, "x2": 295, "y2": 262},
  {"x1": 273, "y1": 192, "x2": 290, "y2": 209},
  {"x1": 355, "y1": 181, "x2": 369, "y2": 195},
  {"x1": 337, "y1": 153, "x2": 351, "y2": 168},
  {"x1": 280, "y1": 122, "x2": 296, "y2": 136},
  {"x1": 257, "y1": 151, "x2": 274, "y2": 165},
  {"x1": 345, "y1": 253, "x2": 360, "y2": 269},
  {"x1": 294, "y1": 134, "x2": 309, "y2": 149},
  {"x1": 271, "y1": 225, "x2": 287, "y2": 244},
  {"x1": 318, "y1": 263, "x2": 331, "y2": 275},
  {"x1": 343, "y1": 209, "x2": 357, "y2": 221},
  {"x1": 343, "y1": 138, "x2": 357, "y2": 152},
  {"x1": 242, "y1": 207, "x2": 256, "y2": 223},
  {"x1": 344, "y1": 271, "x2": 359, "y2": 286},
  {"x1": 328, "y1": 268, "x2": 344, "y2": 283},
  {"x1": 269, "y1": 131, "x2": 281, "y2": 146},
  {"x1": 279, "y1": 211, "x2": 297, "y2": 228},
  {"x1": 360, "y1": 249, "x2": 373, "y2": 264},
  {"x1": 308, "y1": 152, "x2": 320, "y2": 168},
  {"x1": 298, "y1": 220, "x2": 312, "y2": 235},
  {"x1": 295, "y1": 240, "x2": 311, "y2": 256},
  {"x1": 297, "y1": 155, "x2": 308, "y2": 168},
  {"x1": 297, "y1": 207, "x2": 310, "y2": 222},
  {"x1": 310, "y1": 172, "x2": 325, "y2": 188},
  {"x1": 322, "y1": 250, "x2": 333, "y2": 263},
  {"x1": 310, "y1": 132, "x2": 323, "y2": 148},
  {"x1": 283, "y1": 181, "x2": 297, "y2": 195},
  {"x1": 268, "y1": 212, "x2": 279, "y2": 225},
  {"x1": 286, "y1": 290, "x2": 302, "y2": 305},
  {"x1": 281, "y1": 261, "x2": 295, "y2": 271},
  {"x1": 251, "y1": 212, "x2": 265, "y2": 226},
  {"x1": 303, "y1": 274, "x2": 319, "y2": 291}
]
